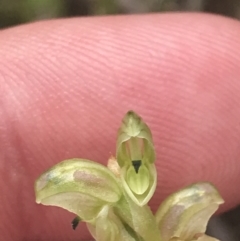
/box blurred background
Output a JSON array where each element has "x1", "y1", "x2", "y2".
[
  {"x1": 1, "y1": 0, "x2": 240, "y2": 241},
  {"x1": 1, "y1": 0, "x2": 240, "y2": 28}
]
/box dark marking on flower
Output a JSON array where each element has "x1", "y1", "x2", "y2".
[
  {"x1": 71, "y1": 216, "x2": 81, "y2": 230},
  {"x1": 132, "y1": 160, "x2": 142, "y2": 173}
]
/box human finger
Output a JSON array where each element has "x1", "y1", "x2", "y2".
[{"x1": 1, "y1": 13, "x2": 240, "y2": 241}]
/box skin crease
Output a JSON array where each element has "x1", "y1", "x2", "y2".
[{"x1": 0, "y1": 12, "x2": 240, "y2": 241}]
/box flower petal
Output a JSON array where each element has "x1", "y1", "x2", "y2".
[
  {"x1": 196, "y1": 234, "x2": 221, "y2": 241},
  {"x1": 87, "y1": 205, "x2": 136, "y2": 241},
  {"x1": 126, "y1": 165, "x2": 150, "y2": 195},
  {"x1": 116, "y1": 111, "x2": 155, "y2": 167},
  {"x1": 121, "y1": 163, "x2": 157, "y2": 206},
  {"x1": 35, "y1": 158, "x2": 122, "y2": 221},
  {"x1": 40, "y1": 192, "x2": 104, "y2": 221},
  {"x1": 115, "y1": 189, "x2": 161, "y2": 241},
  {"x1": 95, "y1": 206, "x2": 120, "y2": 241},
  {"x1": 155, "y1": 182, "x2": 224, "y2": 241},
  {"x1": 116, "y1": 111, "x2": 157, "y2": 205}
]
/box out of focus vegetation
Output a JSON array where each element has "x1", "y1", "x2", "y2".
[{"x1": 0, "y1": 0, "x2": 240, "y2": 28}]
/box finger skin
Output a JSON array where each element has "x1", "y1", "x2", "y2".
[{"x1": 1, "y1": 13, "x2": 240, "y2": 241}]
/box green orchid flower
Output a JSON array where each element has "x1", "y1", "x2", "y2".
[
  {"x1": 35, "y1": 157, "x2": 159, "y2": 241},
  {"x1": 116, "y1": 110, "x2": 157, "y2": 206},
  {"x1": 155, "y1": 182, "x2": 224, "y2": 241},
  {"x1": 34, "y1": 111, "x2": 224, "y2": 241}
]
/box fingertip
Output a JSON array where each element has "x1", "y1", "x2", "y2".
[{"x1": 1, "y1": 13, "x2": 240, "y2": 241}]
